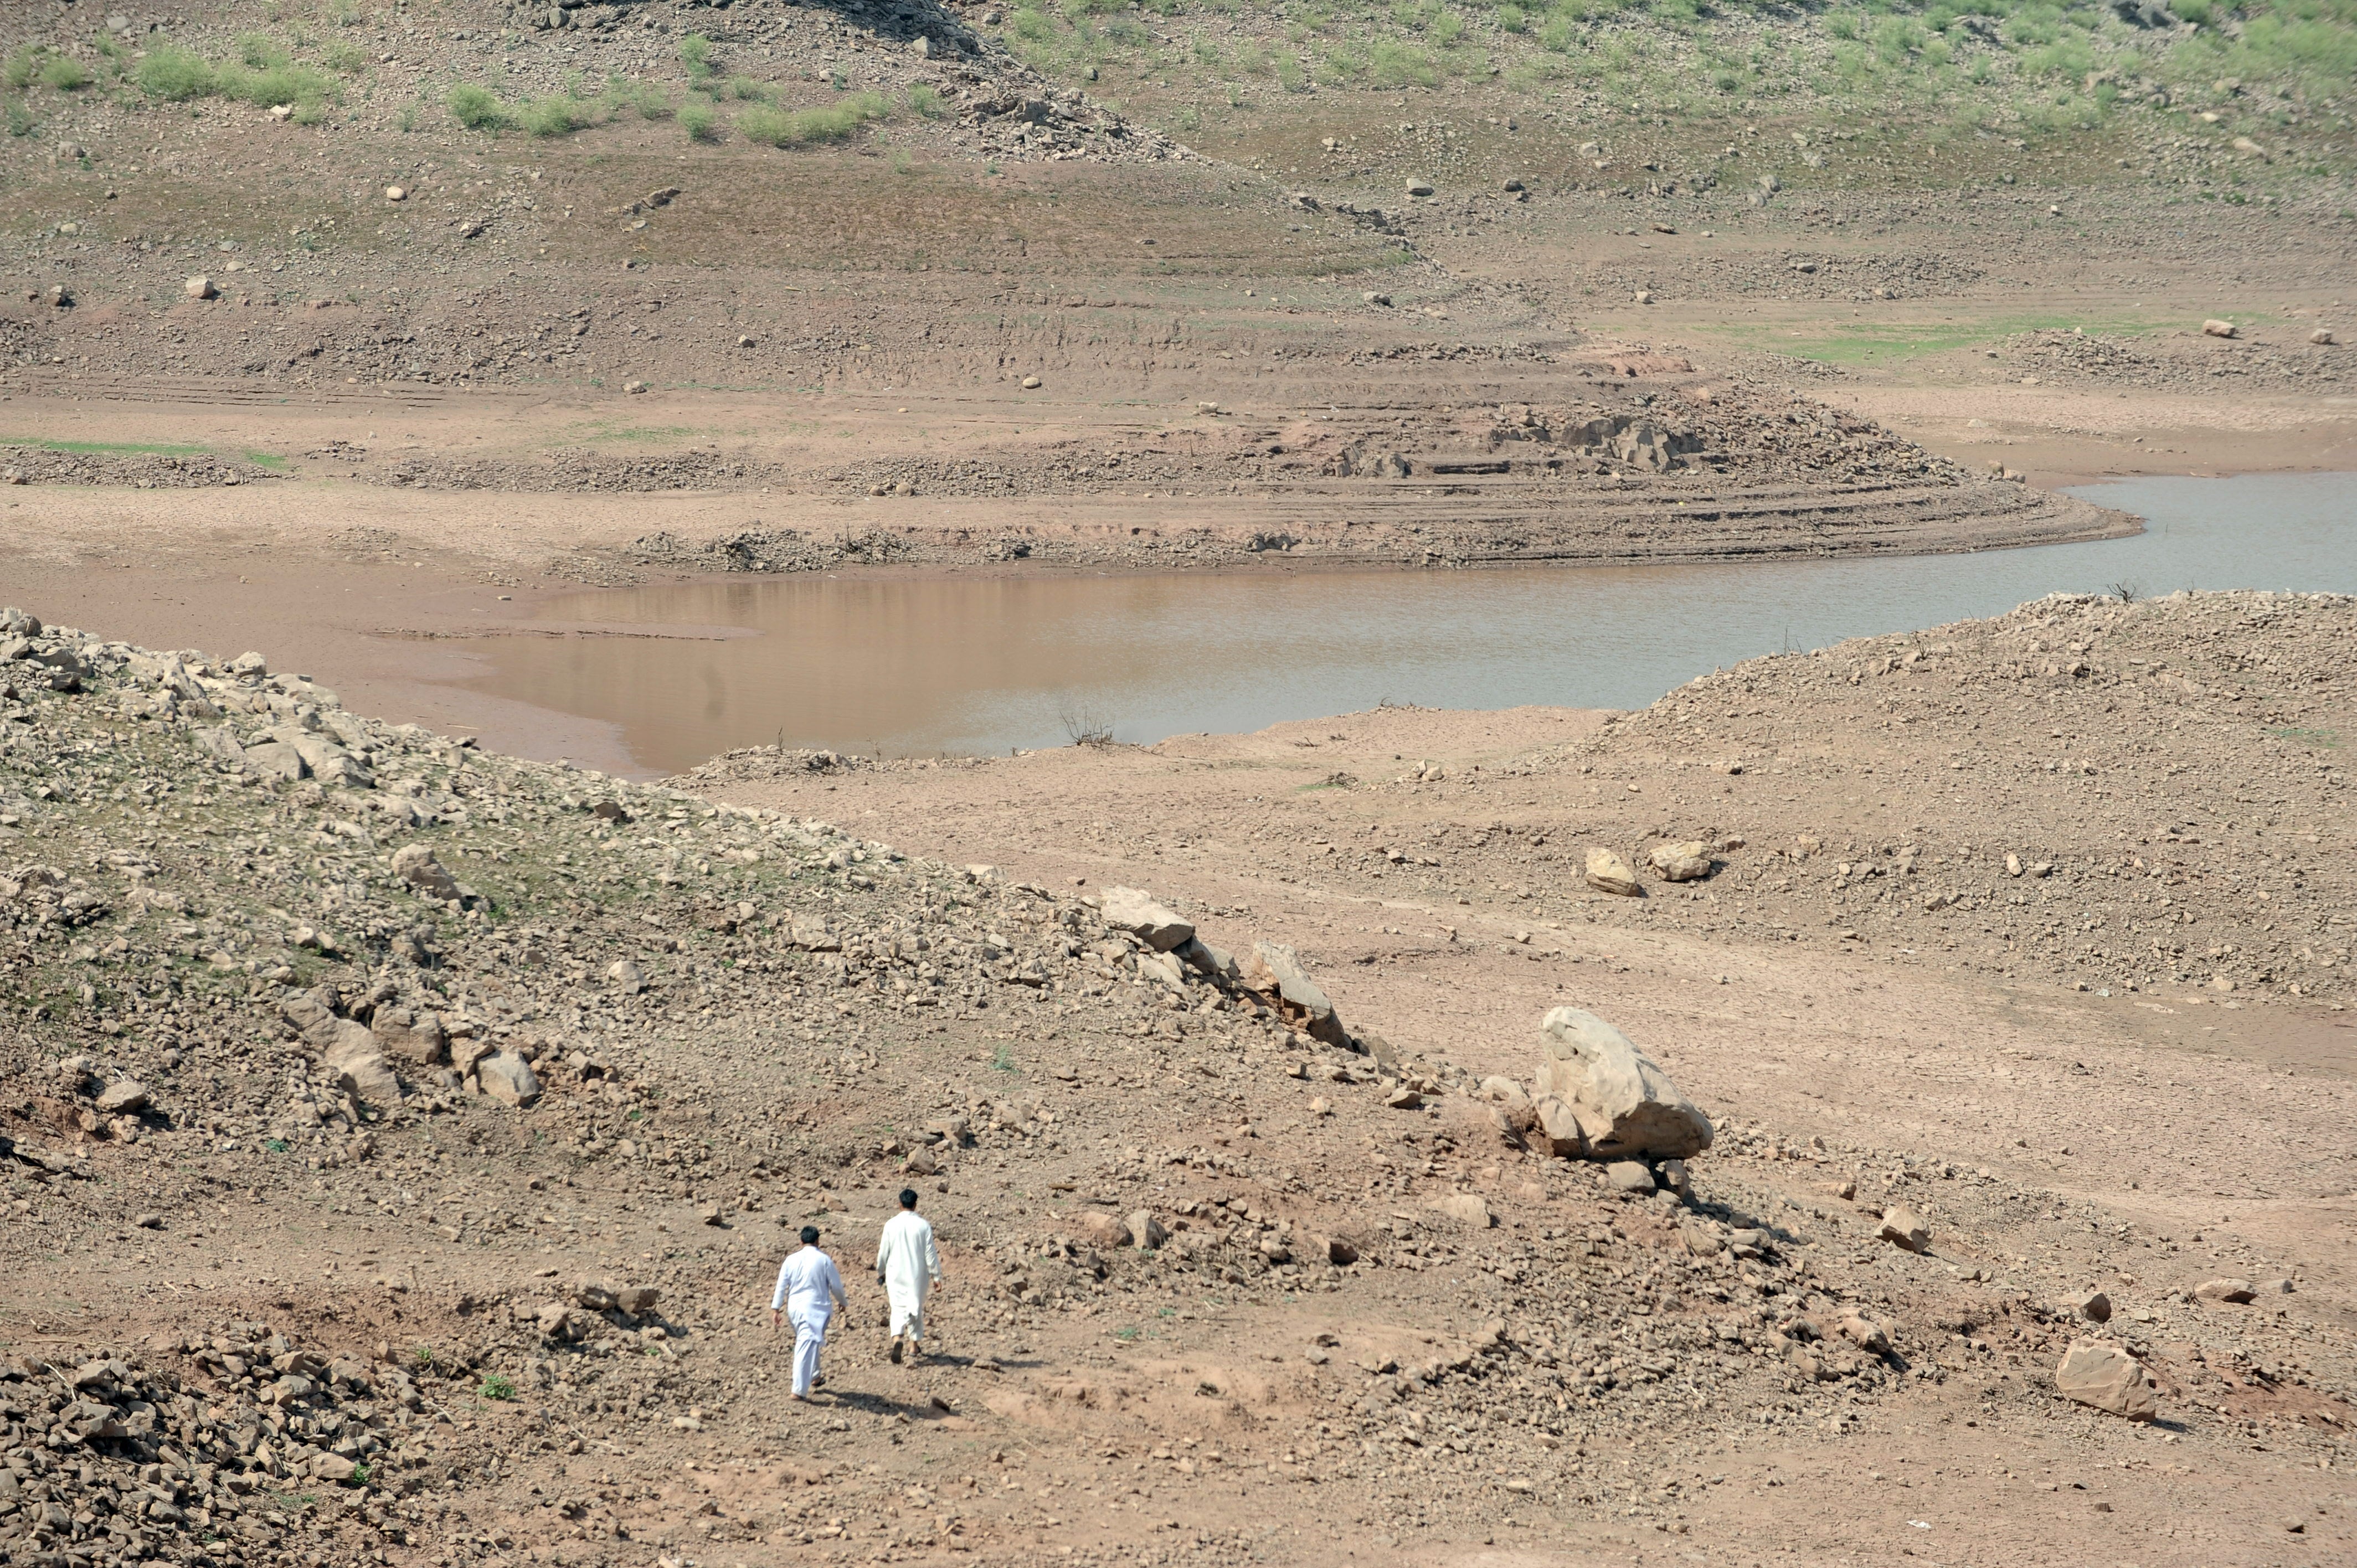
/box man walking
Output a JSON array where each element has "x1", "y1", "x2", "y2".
[
  {"x1": 769, "y1": 1225, "x2": 846, "y2": 1401},
  {"x1": 876, "y1": 1188, "x2": 941, "y2": 1365}
]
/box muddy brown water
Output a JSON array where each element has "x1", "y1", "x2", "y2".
[{"x1": 461, "y1": 472, "x2": 2357, "y2": 776}]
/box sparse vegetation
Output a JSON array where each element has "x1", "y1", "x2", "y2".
[
  {"x1": 735, "y1": 92, "x2": 888, "y2": 148},
  {"x1": 679, "y1": 100, "x2": 721, "y2": 142}
]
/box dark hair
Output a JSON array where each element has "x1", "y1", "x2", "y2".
[
  {"x1": 899, "y1": 1188, "x2": 919, "y2": 1210},
  {"x1": 799, "y1": 1225, "x2": 820, "y2": 1245}
]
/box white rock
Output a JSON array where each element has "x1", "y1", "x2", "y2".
[
  {"x1": 1532, "y1": 1007, "x2": 1712, "y2": 1160},
  {"x1": 390, "y1": 843, "x2": 461, "y2": 901},
  {"x1": 184, "y1": 276, "x2": 217, "y2": 300},
  {"x1": 1647, "y1": 840, "x2": 1711, "y2": 881}
]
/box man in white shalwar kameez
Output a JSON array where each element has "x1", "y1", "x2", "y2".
[
  {"x1": 875, "y1": 1188, "x2": 941, "y2": 1364},
  {"x1": 769, "y1": 1225, "x2": 846, "y2": 1401}
]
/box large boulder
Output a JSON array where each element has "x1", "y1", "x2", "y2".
[
  {"x1": 1100, "y1": 887, "x2": 1194, "y2": 952},
  {"x1": 1242, "y1": 941, "x2": 1350, "y2": 1047},
  {"x1": 1532, "y1": 1007, "x2": 1712, "y2": 1160},
  {"x1": 2055, "y1": 1340, "x2": 2158, "y2": 1421},
  {"x1": 1584, "y1": 847, "x2": 1644, "y2": 896}
]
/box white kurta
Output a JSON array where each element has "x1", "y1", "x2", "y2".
[
  {"x1": 876, "y1": 1210, "x2": 940, "y2": 1342},
  {"x1": 771, "y1": 1246, "x2": 846, "y2": 1397}
]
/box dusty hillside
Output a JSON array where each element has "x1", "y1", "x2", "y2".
[{"x1": 7, "y1": 592, "x2": 2351, "y2": 1568}]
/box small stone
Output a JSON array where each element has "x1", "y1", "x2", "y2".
[
  {"x1": 2072, "y1": 1289, "x2": 2113, "y2": 1324},
  {"x1": 390, "y1": 843, "x2": 462, "y2": 901},
  {"x1": 2194, "y1": 1277, "x2": 2255, "y2": 1305},
  {"x1": 1878, "y1": 1205, "x2": 1930, "y2": 1252},
  {"x1": 2310, "y1": 328, "x2": 2337, "y2": 346},
  {"x1": 1020, "y1": 374, "x2": 1042, "y2": 389},
  {"x1": 1404, "y1": 179, "x2": 1434, "y2": 197},
  {"x1": 1074, "y1": 1211, "x2": 1132, "y2": 1250},
  {"x1": 1584, "y1": 847, "x2": 1644, "y2": 896},
  {"x1": 133, "y1": 1211, "x2": 163, "y2": 1229},
  {"x1": 1605, "y1": 1160, "x2": 1655, "y2": 1195},
  {"x1": 617, "y1": 1285, "x2": 659, "y2": 1316},
  {"x1": 1126, "y1": 1209, "x2": 1167, "y2": 1250},
  {"x1": 624, "y1": 379, "x2": 650, "y2": 394},
  {"x1": 2201, "y1": 318, "x2": 2238, "y2": 339},
  {"x1": 95, "y1": 1079, "x2": 150, "y2": 1115},
  {"x1": 1647, "y1": 839, "x2": 1711, "y2": 882},
  {"x1": 606, "y1": 957, "x2": 647, "y2": 994},
  {"x1": 384, "y1": 185, "x2": 407, "y2": 202},
  {"x1": 2055, "y1": 1339, "x2": 2159, "y2": 1421},
  {"x1": 311, "y1": 1453, "x2": 360, "y2": 1482},
  {"x1": 1383, "y1": 1085, "x2": 1423, "y2": 1110},
  {"x1": 1433, "y1": 1193, "x2": 1494, "y2": 1227},
  {"x1": 1837, "y1": 1313, "x2": 1890, "y2": 1354},
  {"x1": 2258, "y1": 1277, "x2": 2295, "y2": 1295},
  {"x1": 1634, "y1": 289, "x2": 1655, "y2": 305},
  {"x1": 1242, "y1": 941, "x2": 1349, "y2": 1048},
  {"x1": 183, "y1": 276, "x2": 217, "y2": 300}
]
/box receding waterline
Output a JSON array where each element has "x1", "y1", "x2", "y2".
[{"x1": 461, "y1": 471, "x2": 2357, "y2": 775}]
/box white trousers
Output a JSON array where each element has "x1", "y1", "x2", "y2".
[
  {"x1": 791, "y1": 1311, "x2": 830, "y2": 1396},
  {"x1": 889, "y1": 1297, "x2": 926, "y2": 1346}
]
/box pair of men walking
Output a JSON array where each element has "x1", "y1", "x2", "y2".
[{"x1": 767, "y1": 1188, "x2": 940, "y2": 1401}]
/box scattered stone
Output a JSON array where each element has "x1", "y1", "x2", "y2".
[
  {"x1": 1532, "y1": 1007, "x2": 1713, "y2": 1160},
  {"x1": 2072, "y1": 1289, "x2": 2114, "y2": 1324},
  {"x1": 1074, "y1": 1211, "x2": 1132, "y2": 1250},
  {"x1": 607, "y1": 957, "x2": 647, "y2": 993},
  {"x1": 1648, "y1": 839, "x2": 1712, "y2": 881},
  {"x1": 1433, "y1": 1193, "x2": 1495, "y2": 1227},
  {"x1": 94, "y1": 1079, "x2": 150, "y2": 1115},
  {"x1": 392, "y1": 843, "x2": 462, "y2": 901},
  {"x1": 2055, "y1": 1339, "x2": 2159, "y2": 1421},
  {"x1": 1100, "y1": 886, "x2": 1194, "y2": 951},
  {"x1": 1877, "y1": 1205, "x2": 1930, "y2": 1252},
  {"x1": 1584, "y1": 847, "x2": 1644, "y2": 896},
  {"x1": 2194, "y1": 1277, "x2": 2256, "y2": 1305}
]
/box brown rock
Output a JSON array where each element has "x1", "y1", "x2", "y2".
[
  {"x1": 2194, "y1": 1277, "x2": 2256, "y2": 1305},
  {"x1": 1878, "y1": 1205, "x2": 1930, "y2": 1252},
  {"x1": 1126, "y1": 1209, "x2": 1167, "y2": 1250},
  {"x1": 371, "y1": 1006, "x2": 448, "y2": 1066},
  {"x1": 2055, "y1": 1339, "x2": 2159, "y2": 1421},
  {"x1": 2072, "y1": 1289, "x2": 2113, "y2": 1323},
  {"x1": 1432, "y1": 1193, "x2": 1495, "y2": 1228},
  {"x1": 1073, "y1": 1211, "x2": 1133, "y2": 1250}
]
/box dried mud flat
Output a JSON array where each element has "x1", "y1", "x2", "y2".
[{"x1": 3, "y1": 589, "x2": 2353, "y2": 1568}]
